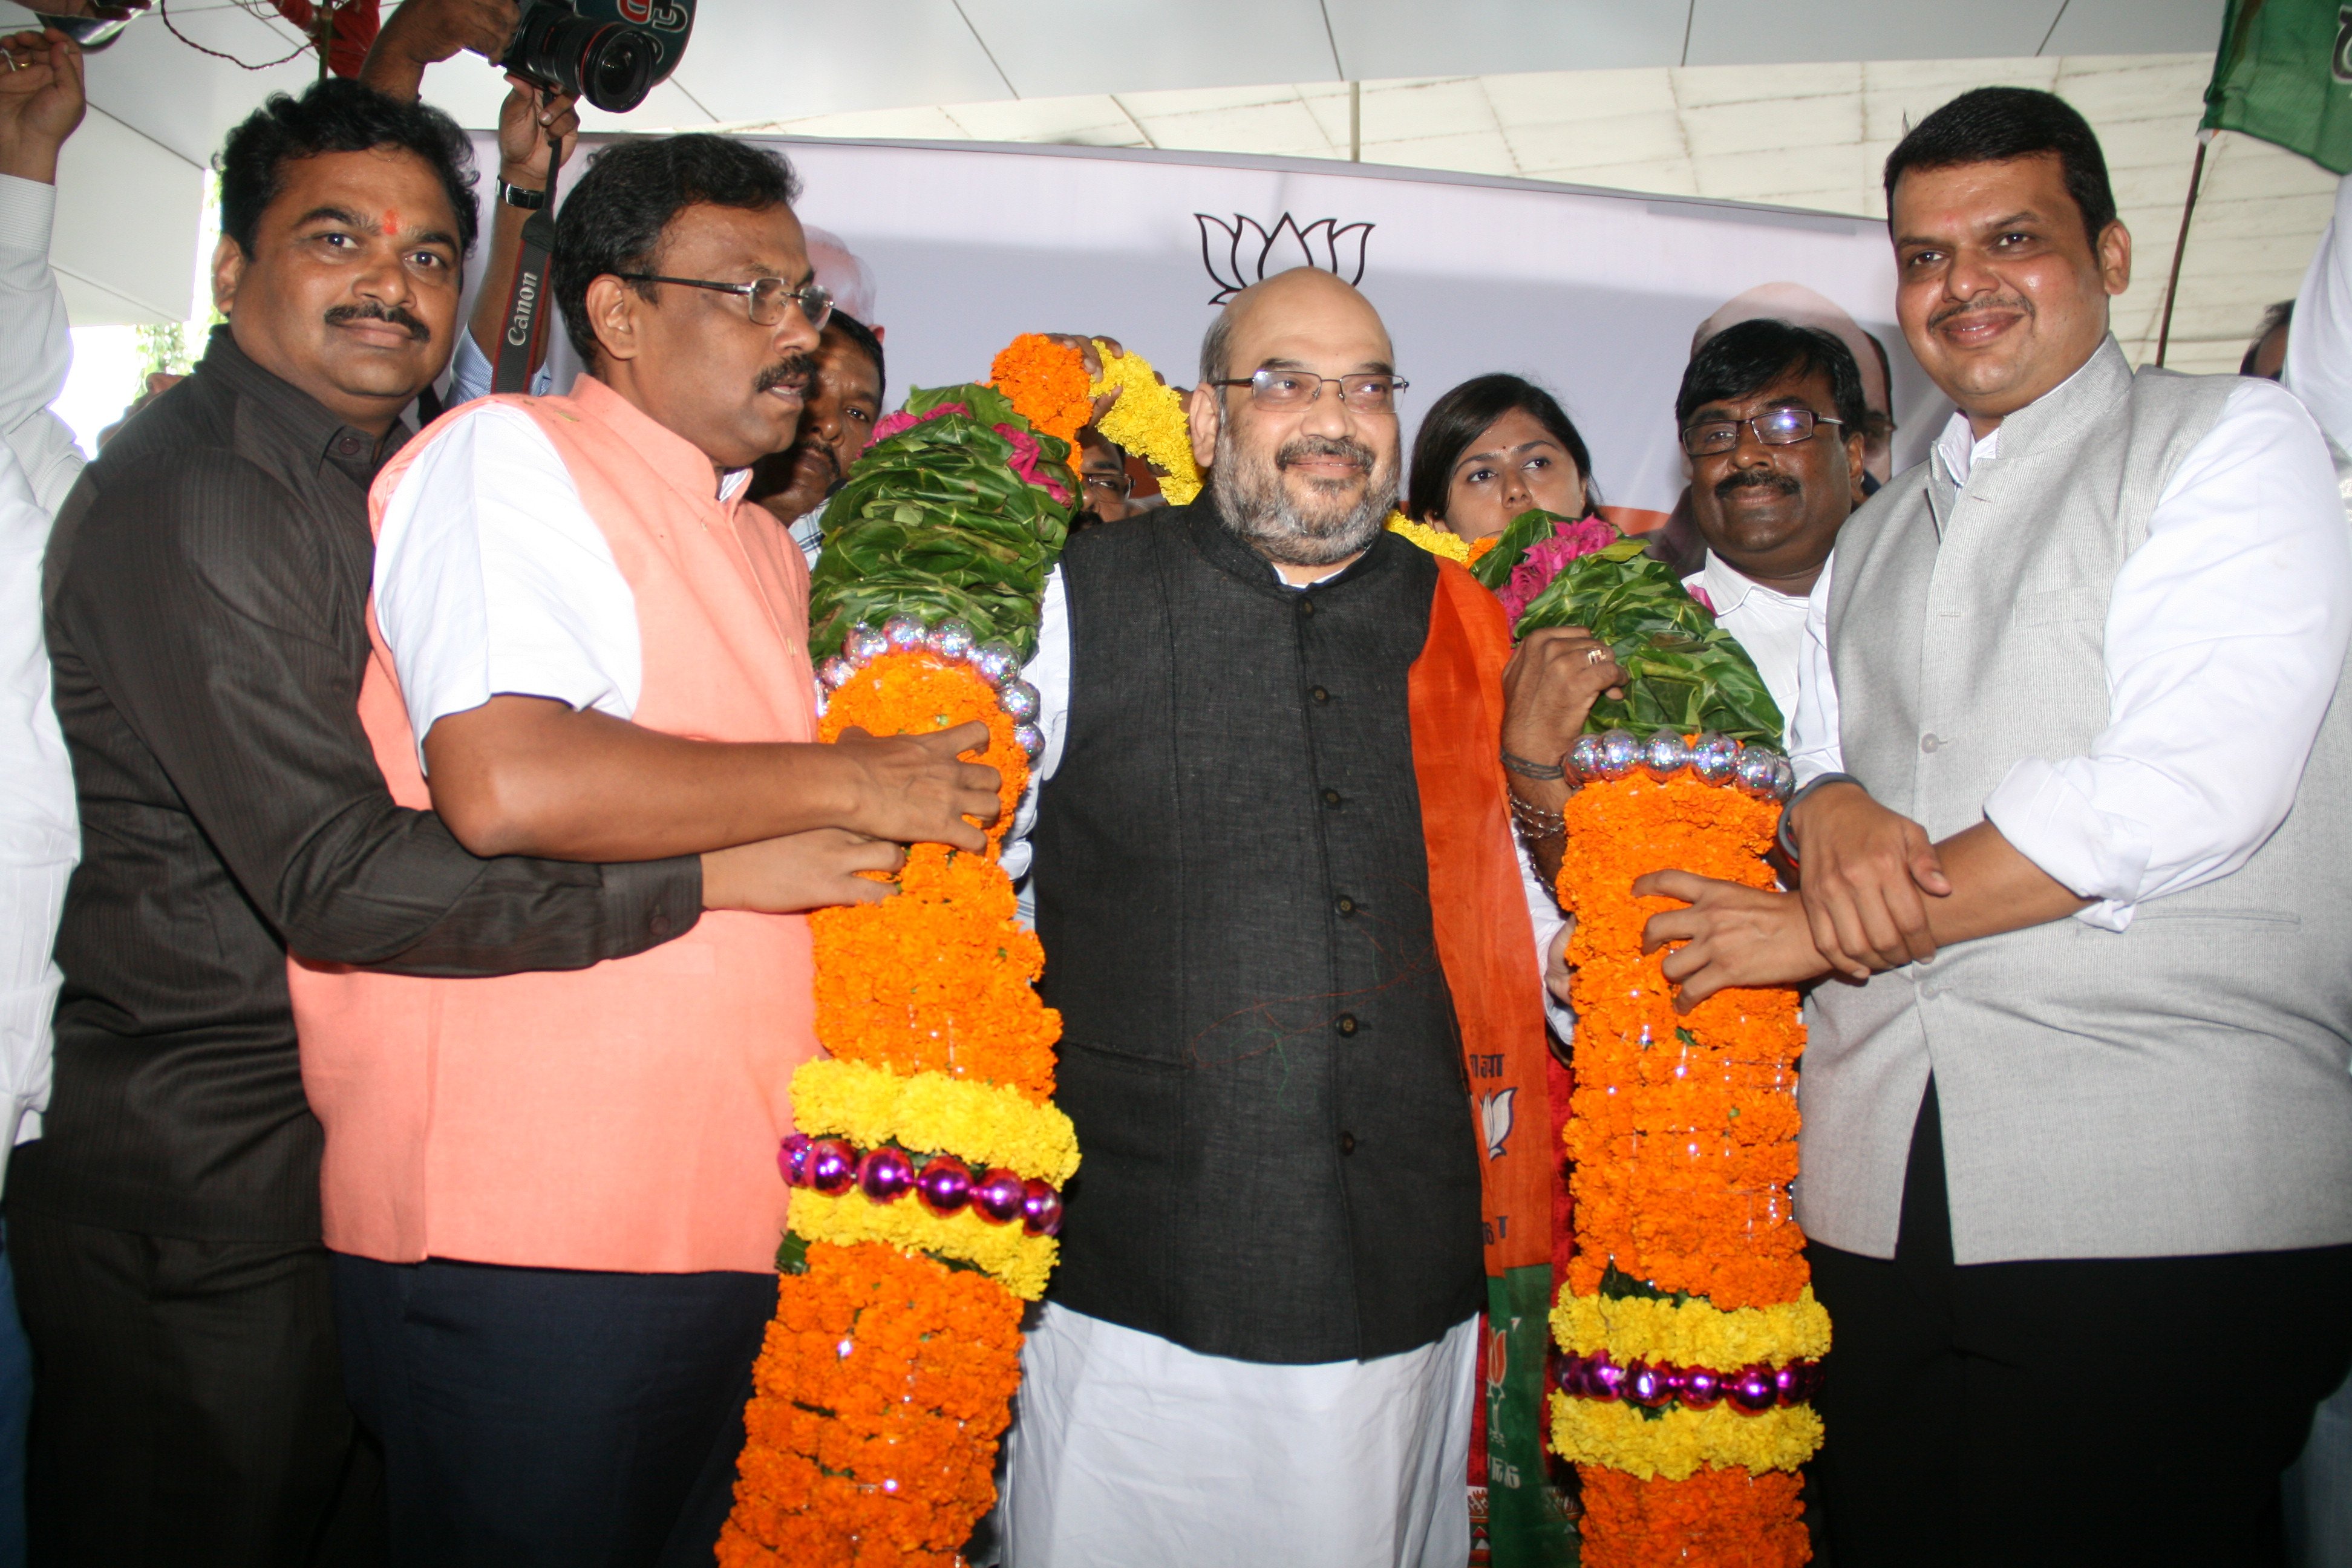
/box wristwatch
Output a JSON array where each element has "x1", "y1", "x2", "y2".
[{"x1": 497, "y1": 178, "x2": 547, "y2": 211}]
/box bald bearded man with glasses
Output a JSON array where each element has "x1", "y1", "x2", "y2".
[{"x1": 996, "y1": 267, "x2": 1580, "y2": 1567}]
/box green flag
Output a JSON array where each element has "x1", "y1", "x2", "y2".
[{"x1": 2203, "y1": 0, "x2": 2352, "y2": 173}]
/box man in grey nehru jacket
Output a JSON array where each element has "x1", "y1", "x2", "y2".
[{"x1": 1637, "y1": 87, "x2": 2352, "y2": 1566}]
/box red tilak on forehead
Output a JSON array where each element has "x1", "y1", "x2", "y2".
[{"x1": 381, "y1": 211, "x2": 400, "y2": 237}]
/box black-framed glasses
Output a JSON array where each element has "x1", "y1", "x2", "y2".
[
  {"x1": 1680, "y1": 407, "x2": 1844, "y2": 457},
  {"x1": 1209, "y1": 368, "x2": 1408, "y2": 413},
  {"x1": 612, "y1": 273, "x2": 834, "y2": 332}
]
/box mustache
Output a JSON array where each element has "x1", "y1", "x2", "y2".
[
  {"x1": 324, "y1": 301, "x2": 430, "y2": 342},
  {"x1": 757, "y1": 351, "x2": 818, "y2": 396},
  {"x1": 1276, "y1": 433, "x2": 1377, "y2": 475},
  {"x1": 1714, "y1": 468, "x2": 1802, "y2": 501},
  {"x1": 1928, "y1": 292, "x2": 2033, "y2": 332}
]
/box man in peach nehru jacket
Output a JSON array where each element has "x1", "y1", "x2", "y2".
[{"x1": 290, "y1": 134, "x2": 1001, "y2": 1565}]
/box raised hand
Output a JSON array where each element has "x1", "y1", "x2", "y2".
[
  {"x1": 358, "y1": 0, "x2": 520, "y2": 100},
  {"x1": 0, "y1": 29, "x2": 85, "y2": 185},
  {"x1": 496, "y1": 74, "x2": 578, "y2": 189}
]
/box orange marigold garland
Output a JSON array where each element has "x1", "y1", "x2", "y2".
[
  {"x1": 724, "y1": 379, "x2": 1075, "y2": 1566},
  {"x1": 988, "y1": 334, "x2": 1092, "y2": 446},
  {"x1": 1547, "y1": 734, "x2": 1818, "y2": 1567}
]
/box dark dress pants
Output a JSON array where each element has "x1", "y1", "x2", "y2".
[
  {"x1": 1809, "y1": 1080, "x2": 2352, "y2": 1568},
  {"x1": 332, "y1": 1254, "x2": 774, "y2": 1568},
  {"x1": 7, "y1": 1212, "x2": 383, "y2": 1567}
]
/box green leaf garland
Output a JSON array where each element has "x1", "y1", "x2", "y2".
[{"x1": 807, "y1": 382, "x2": 1074, "y2": 661}]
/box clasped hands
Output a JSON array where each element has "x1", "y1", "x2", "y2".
[{"x1": 1635, "y1": 782, "x2": 1952, "y2": 1010}]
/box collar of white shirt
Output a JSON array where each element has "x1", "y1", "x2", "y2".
[{"x1": 1690, "y1": 550, "x2": 1807, "y2": 621}]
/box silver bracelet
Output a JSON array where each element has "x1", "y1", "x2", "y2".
[{"x1": 1509, "y1": 792, "x2": 1566, "y2": 843}]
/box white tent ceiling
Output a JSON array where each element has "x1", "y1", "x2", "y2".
[{"x1": 2, "y1": 0, "x2": 2311, "y2": 375}]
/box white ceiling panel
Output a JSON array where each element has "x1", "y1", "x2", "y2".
[
  {"x1": 1323, "y1": 0, "x2": 1691, "y2": 80},
  {"x1": 1683, "y1": 0, "x2": 2063, "y2": 68},
  {"x1": 2044, "y1": 0, "x2": 2230, "y2": 56},
  {"x1": 5, "y1": 0, "x2": 319, "y2": 166},
  {"x1": 668, "y1": 0, "x2": 1010, "y2": 123},
  {"x1": 957, "y1": 0, "x2": 1338, "y2": 99}
]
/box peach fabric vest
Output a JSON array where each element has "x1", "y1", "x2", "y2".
[{"x1": 289, "y1": 376, "x2": 818, "y2": 1275}]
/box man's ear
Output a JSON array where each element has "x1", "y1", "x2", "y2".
[
  {"x1": 1186, "y1": 382, "x2": 1220, "y2": 470},
  {"x1": 583, "y1": 274, "x2": 644, "y2": 366},
  {"x1": 2097, "y1": 218, "x2": 2132, "y2": 299},
  {"x1": 1846, "y1": 431, "x2": 1869, "y2": 509},
  {"x1": 210, "y1": 235, "x2": 245, "y2": 319}
]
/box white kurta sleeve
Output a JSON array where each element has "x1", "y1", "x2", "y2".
[
  {"x1": 0, "y1": 174, "x2": 82, "y2": 515},
  {"x1": 2286, "y1": 172, "x2": 2352, "y2": 456},
  {"x1": 1981, "y1": 381, "x2": 2352, "y2": 932},
  {"x1": 1787, "y1": 553, "x2": 1844, "y2": 785},
  {"x1": 0, "y1": 437, "x2": 74, "y2": 1155},
  {"x1": 1517, "y1": 838, "x2": 1575, "y2": 1041},
  {"x1": 1000, "y1": 564, "x2": 1071, "y2": 884},
  {"x1": 373, "y1": 402, "x2": 642, "y2": 771}
]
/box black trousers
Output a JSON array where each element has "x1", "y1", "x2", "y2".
[
  {"x1": 333, "y1": 1254, "x2": 774, "y2": 1568},
  {"x1": 7, "y1": 1212, "x2": 382, "y2": 1567},
  {"x1": 1808, "y1": 1080, "x2": 2352, "y2": 1568}
]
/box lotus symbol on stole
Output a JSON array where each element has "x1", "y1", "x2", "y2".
[
  {"x1": 1195, "y1": 213, "x2": 1374, "y2": 304},
  {"x1": 1480, "y1": 1086, "x2": 1516, "y2": 1161}
]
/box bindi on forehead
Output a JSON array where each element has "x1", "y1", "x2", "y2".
[{"x1": 381, "y1": 211, "x2": 400, "y2": 238}]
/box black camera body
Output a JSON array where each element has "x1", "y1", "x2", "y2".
[{"x1": 500, "y1": 0, "x2": 695, "y2": 116}]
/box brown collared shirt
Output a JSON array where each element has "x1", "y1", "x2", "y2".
[{"x1": 22, "y1": 328, "x2": 700, "y2": 1243}]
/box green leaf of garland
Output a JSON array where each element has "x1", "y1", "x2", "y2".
[{"x1": 808, "y1": 382, "x2": 1074, "y2": 661}]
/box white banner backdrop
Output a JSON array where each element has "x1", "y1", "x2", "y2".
[{"x1": 468, "y1": 134, "x2": 1950, "y2": 525}]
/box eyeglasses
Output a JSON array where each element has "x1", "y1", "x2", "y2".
[
  {"x1": 1082, "y1": 471, "x2": 1133, "y2": 498},
  {"x1": 612, "y1": 273, "x2": 834, "y2": 332},
  {"x1": 1680, "y1": 407, "x2": 1844, "y2": 457},
  {"x1": 1209, "y1": 368, "x2": 1408, "y2": 414}
]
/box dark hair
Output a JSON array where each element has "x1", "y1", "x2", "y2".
[
  {"x1": 1677, "y1": 319, "x2": 1869, "y2": 440},
  {"x1": 1406, "y1": 373, "x2": 1598, "y2": 525},
  {"x1": 217, "y1": 79, "x2": 479, "y2": 261},
  {"x1": 827, "y1": 310, "x2": 886, "y2": 408},
  {"x1": 2243, "y1": 299, "x2": 2294, "y2": 377},
  {"x1": 553, "y1": 134, "x2": 803, "y2": 367},
  {"x1": 1883, "y1": 86, "x2": 2116, "y2": 247}
]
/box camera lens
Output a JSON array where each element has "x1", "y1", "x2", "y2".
[
  {"x1": 500, "y1": 2, "x2": 663, "y2": 116},
  {"x1": 581, "y1": 27, "x2": 658, "y2": 114}
]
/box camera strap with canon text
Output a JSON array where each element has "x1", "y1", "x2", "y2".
[{"x1": 492, "y1": 128, "x2": 563, "y2": 395}]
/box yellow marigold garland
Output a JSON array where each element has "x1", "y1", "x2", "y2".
[
  {"x1": 1385, "y1": 514, "x2": 1500, "y2": 566},
  {"x1": 1086, "y1": 342, "x2": 1203, "y2": 505},
  {"x1": 791, "y1": 1058, "x2": 1080, "y2": 1186},
  {"x1": 1549, "y1": 1395, "x2": 1824, "y2": 1483},
  {"x1": 1551, "y1": 1285, "x2": 1830, "y2": 1371},
  {"x1": 1550, "y1": 764, "x2": 1818, "y2": 1566},
  {"x1": 788, "y1": 1187, "x2": 1059, "y2": 1302},
  {"x1": 989, "y1": 334, "x2": 1092, "y2": 446},
  {"x1": 722, "y1": 644, "x2": 1071, "y2": 1566}
]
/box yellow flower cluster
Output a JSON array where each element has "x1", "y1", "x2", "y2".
[
  {"x1": 1549, "y1": 1394, "x2": 1824, "y2": 1481},
  {"x1": 1386, "y1": 515, "x2": 1470, "y2": 563},
  {"x1": 788, "y1": 1187, "x2": 1059, "y2": 1302},
  {"x1": 1088, "y1": 343, "x2": 1202, "y2": 505},
  {"x1": 791, "y1": 1058, "x2": 1080, "y2": 1186},
  {"x1": 1552, "y1": 1286, "x2": 1831, "y2": 1371}
]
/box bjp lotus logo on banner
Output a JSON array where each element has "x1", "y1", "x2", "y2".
[{"x1": 1195, "y1": 213, "x2": 1374, "y2": 303}]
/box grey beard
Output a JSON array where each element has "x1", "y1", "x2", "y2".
[{"x1": 1210, "y1": 426, "x2": 1397, "y2": 568}]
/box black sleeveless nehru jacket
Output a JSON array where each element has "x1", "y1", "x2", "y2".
[{"x1": 1031, "y1": 504, "x2": 1485, "y2": 1365}]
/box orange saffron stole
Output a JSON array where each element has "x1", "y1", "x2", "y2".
[{"x1": 1407, "y1": 560, "x2": 1573, "y2": 1561}]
